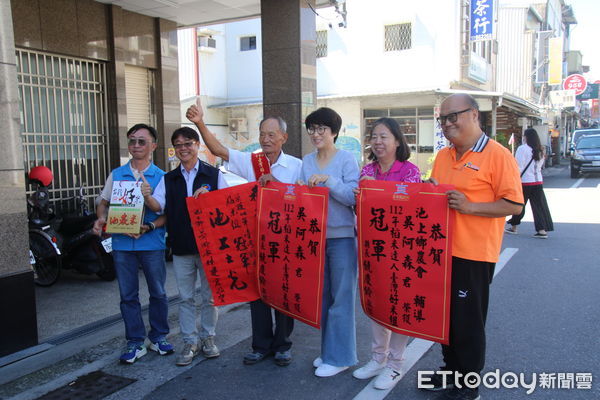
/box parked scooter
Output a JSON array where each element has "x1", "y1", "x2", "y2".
[{"x1": 27, "y1": 166, "x2": 115, "y2": 286}]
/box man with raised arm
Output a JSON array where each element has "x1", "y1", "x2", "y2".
[
  {"x1": 186, "y1": 104, "x2": 302, "y2": 366},
  {"x1": 423, "y1": 94, "x2": 524, "y2": 400}
]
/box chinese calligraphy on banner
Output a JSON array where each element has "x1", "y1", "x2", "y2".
[
  {"x1": 106, "y1": 180, "x2": 144, "y2": 234},
  {"x1": 257, "y1": 182, "x2": 328, "y2": 329},
  {"x1": 357, "y1": 180, "x2": 455, "y2": 344},
  {"x1": 186, "y1": 182, "x2": 260, "y2": 306}
]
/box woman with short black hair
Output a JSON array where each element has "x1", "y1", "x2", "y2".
[{"x1": 300, "y1": 107, "x2": 360, "y2": 378}]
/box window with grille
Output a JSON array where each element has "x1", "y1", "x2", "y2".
[
  {"x1": 363, "y1": 107, "x2": 435, "y2": 157},
  {"x1": 384, "y1": 23, "x2": 412, "y2": 52},
  {"x1": 316, "y1": 30, "x2": 328, "y2": 58},
  {"x1": 472, "y1": 40, "x2": 492, "y2": 63},
  {"x1": 240, "y1": 36, "x2": 257, "y2": 51},
  {"x1": 16, "y1": 49, "x2": 110, "y2": 212}
]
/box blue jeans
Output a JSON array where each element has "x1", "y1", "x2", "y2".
[
  {"x1": 320, "y1": 237, "x2": 358, "y2": 367},
  {"x1": 172, "y1": 254, "x2": 218, "y2": 344},
  {"x1": 113, "y1": 250, "x2": 169, "y2": 346}
]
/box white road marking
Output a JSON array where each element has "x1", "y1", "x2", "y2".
[
  {"x1": 494, "y1": 247, "x2": 518, "y2": 277},
  {"x1": 352, "y1": 247, "x2": 519, "y2": 400},
  {"x1": 570, "y1": 177, "x2": 584, "y2": 189},
  {"x1": 353, "y1": 338, "x2": 433, "y2": 400}
]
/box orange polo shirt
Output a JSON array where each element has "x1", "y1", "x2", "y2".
[{"x1": 432, "y1": 135, "x2": 524, "y2": 263}]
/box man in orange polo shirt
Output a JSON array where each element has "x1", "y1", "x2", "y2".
[{"x1": 425, "y1": 94, "x2": 524, "y2": 400}]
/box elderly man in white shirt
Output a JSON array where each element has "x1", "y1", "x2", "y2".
[{"x1": 186, "y1": 104, "x2": 302, "y2": 367}]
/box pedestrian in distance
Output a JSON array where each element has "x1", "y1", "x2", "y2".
[
  {"x1": 144, "y1": 127, "x2": 228, "y2": 366},
  {"x1": 93, "y1": 124, "x2": 173, "y2": 364},
  {"x1": 352, "y1": 117, "x2": 421, "y2": 390},
  {"x1": 298, "y1": 107, "x2": 360, "y2": 378},
  {"x1": 505, "y1": 127, "x2": 554, "y2": 238},
  {"x1": 186, "y1": 102, "x2": 302, "y2": 367},
  {"x1": 424, "y1": 94, "x2": 524, "y2": 400}
]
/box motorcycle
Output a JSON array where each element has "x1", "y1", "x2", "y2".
[{"x1": 27, "y1": 166, "x2": 115, "y2": 287}]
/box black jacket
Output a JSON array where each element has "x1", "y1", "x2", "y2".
[{"x1": 164, "y1": 161, "x2": 220, "y2": 255}]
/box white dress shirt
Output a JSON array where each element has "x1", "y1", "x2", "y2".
[
  {"x1": 225, "y1": 148, "x2": 302, "y2": 184},
  {"x1": 152, "y1": 160, "x2": 228, "y2": 212}
]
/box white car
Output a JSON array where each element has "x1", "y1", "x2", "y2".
[{"x1": 220, "y1": 167, "x2": 248, "y2": 187}]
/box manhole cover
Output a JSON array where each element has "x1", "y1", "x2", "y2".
[{"x1": 36, "y1": 370, "x2": 136, "y2": 400}]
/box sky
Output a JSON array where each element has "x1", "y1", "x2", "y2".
[{"x1": 568, "y1": 0, "x2": 600, "y2": 82}]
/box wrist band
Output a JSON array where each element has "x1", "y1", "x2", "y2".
[{"x1": 148, "y1": 221, "x2": 155, "y2": 231}]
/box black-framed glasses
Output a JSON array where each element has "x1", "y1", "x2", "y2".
[
  {"x1": 128, "y1": 138, "x2": 149, "y2": 147},
  {"x1": 436, "y1": 108, "x2": 472, "y2": 125},
  {"x1": 307, "y1": 125, "x2": 329, "y2": 136},
  {"x1": 173, "y1": 141, "x2": 196, "y2": 150}
]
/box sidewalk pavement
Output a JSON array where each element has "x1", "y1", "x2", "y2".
[
  {"x1": 0, "y1": 300, "x2": 247, "y2": 399},
  {"x1": 542, "y1": 157, "x2": 569, "y2": 178},
  {"x1": 0, "y1": 293, "x2": 389, "y2": 400}
]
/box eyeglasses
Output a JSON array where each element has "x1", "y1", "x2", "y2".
[
  {"x1": 436, "y1": 108, "x2": 472, "y2": 125},
  {"x1": 307, "y1": 125, "x2": 329, "y2": 136},
  {"x1": 173, "y1": 141, "x2": 196, "y2": 150},
  {"x1": 128, "y1": 138, "x2": 150, "y2": 147}
]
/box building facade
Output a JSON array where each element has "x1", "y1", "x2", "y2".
[
  {"x1": 180, "y1": 0, "x2": 552, "y2": 176},
  {"x1": 497, "y1": 0, "x2": 578, "y2": 160},
  {"x1": 1, "y1": 0, "x2": 181, "y2": 357},
  {"x1": 1, "y1": 0, "x2": 323, "y2": 361}
]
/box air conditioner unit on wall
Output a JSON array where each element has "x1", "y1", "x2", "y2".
[
  {"x1": 228, "y1": 118, "x2": 249, "y2": 140},
  {"x1": 198, "y1": 36, "x2": 217, "y2": 53}
]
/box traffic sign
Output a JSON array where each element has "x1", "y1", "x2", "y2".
[
  {"x1": 563, "y1": 74, "x2": 587, "y2": 96},
  {"x1": 576, "y1": 83, "x2": 599, "y2": 101},
  {"x1": 167, "y1": 147, "x2": 176, "y2": 161}
]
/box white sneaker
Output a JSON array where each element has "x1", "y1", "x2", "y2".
[
  {"x1": 315, "y1": 363, "x2": 349, "y2": 377},
  {"x1": 313, "y1": 356, "x2": 323, "y2": 368},
  {"x1": 352, "y1": 359, "x2": 386, "y2": 379},
  {"x1": 373, "y1": 367, "x2": 403, "y2": 390}
]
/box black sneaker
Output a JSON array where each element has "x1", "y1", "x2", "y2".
[
  {"x1": 422, "y1": 371, "x2": 454, "y2": 391},
  {"x1": 243, "y1": 351, "x2": 271, "y2": 365},
  {"x1": 436, "y1": 386, "x2": 480, "y2": 400},
  {"x1": 274, "y1": 350, "x2": 292, "y2": 366}
]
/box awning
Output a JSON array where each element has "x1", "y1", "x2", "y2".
[
  {"x1": 433, "y1": 89, "x2": 541, "y2": 116},
  {"x1": 208, "y1": 87, "x2": 541, "y2": 117}
]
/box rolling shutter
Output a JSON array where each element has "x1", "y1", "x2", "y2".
[{"x1": 125, "y1": 65, "x2": 153, "y2": 128}]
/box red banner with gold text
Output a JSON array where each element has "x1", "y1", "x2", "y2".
[
  {"x1": 257, "y1": 182, "x2": 328, "y2": 328},
  {"x1": 357, "y1": 180, "x2": 455, "y2": 344},
  {"x1": 186, "y1": 182, "x2": 260, "y2": 306}
]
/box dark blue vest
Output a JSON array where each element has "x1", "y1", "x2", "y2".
[{"x1": 164, "y1": 161, "x2": 220, "y2": 256}]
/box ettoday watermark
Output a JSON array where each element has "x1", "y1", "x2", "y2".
[{"x1": 418, "y1": 370, "x2": 593, "y2": 394}]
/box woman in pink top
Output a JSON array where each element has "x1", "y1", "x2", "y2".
[{"x1": 353, "y1": 117, "x2": 421, "y2": 390}]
